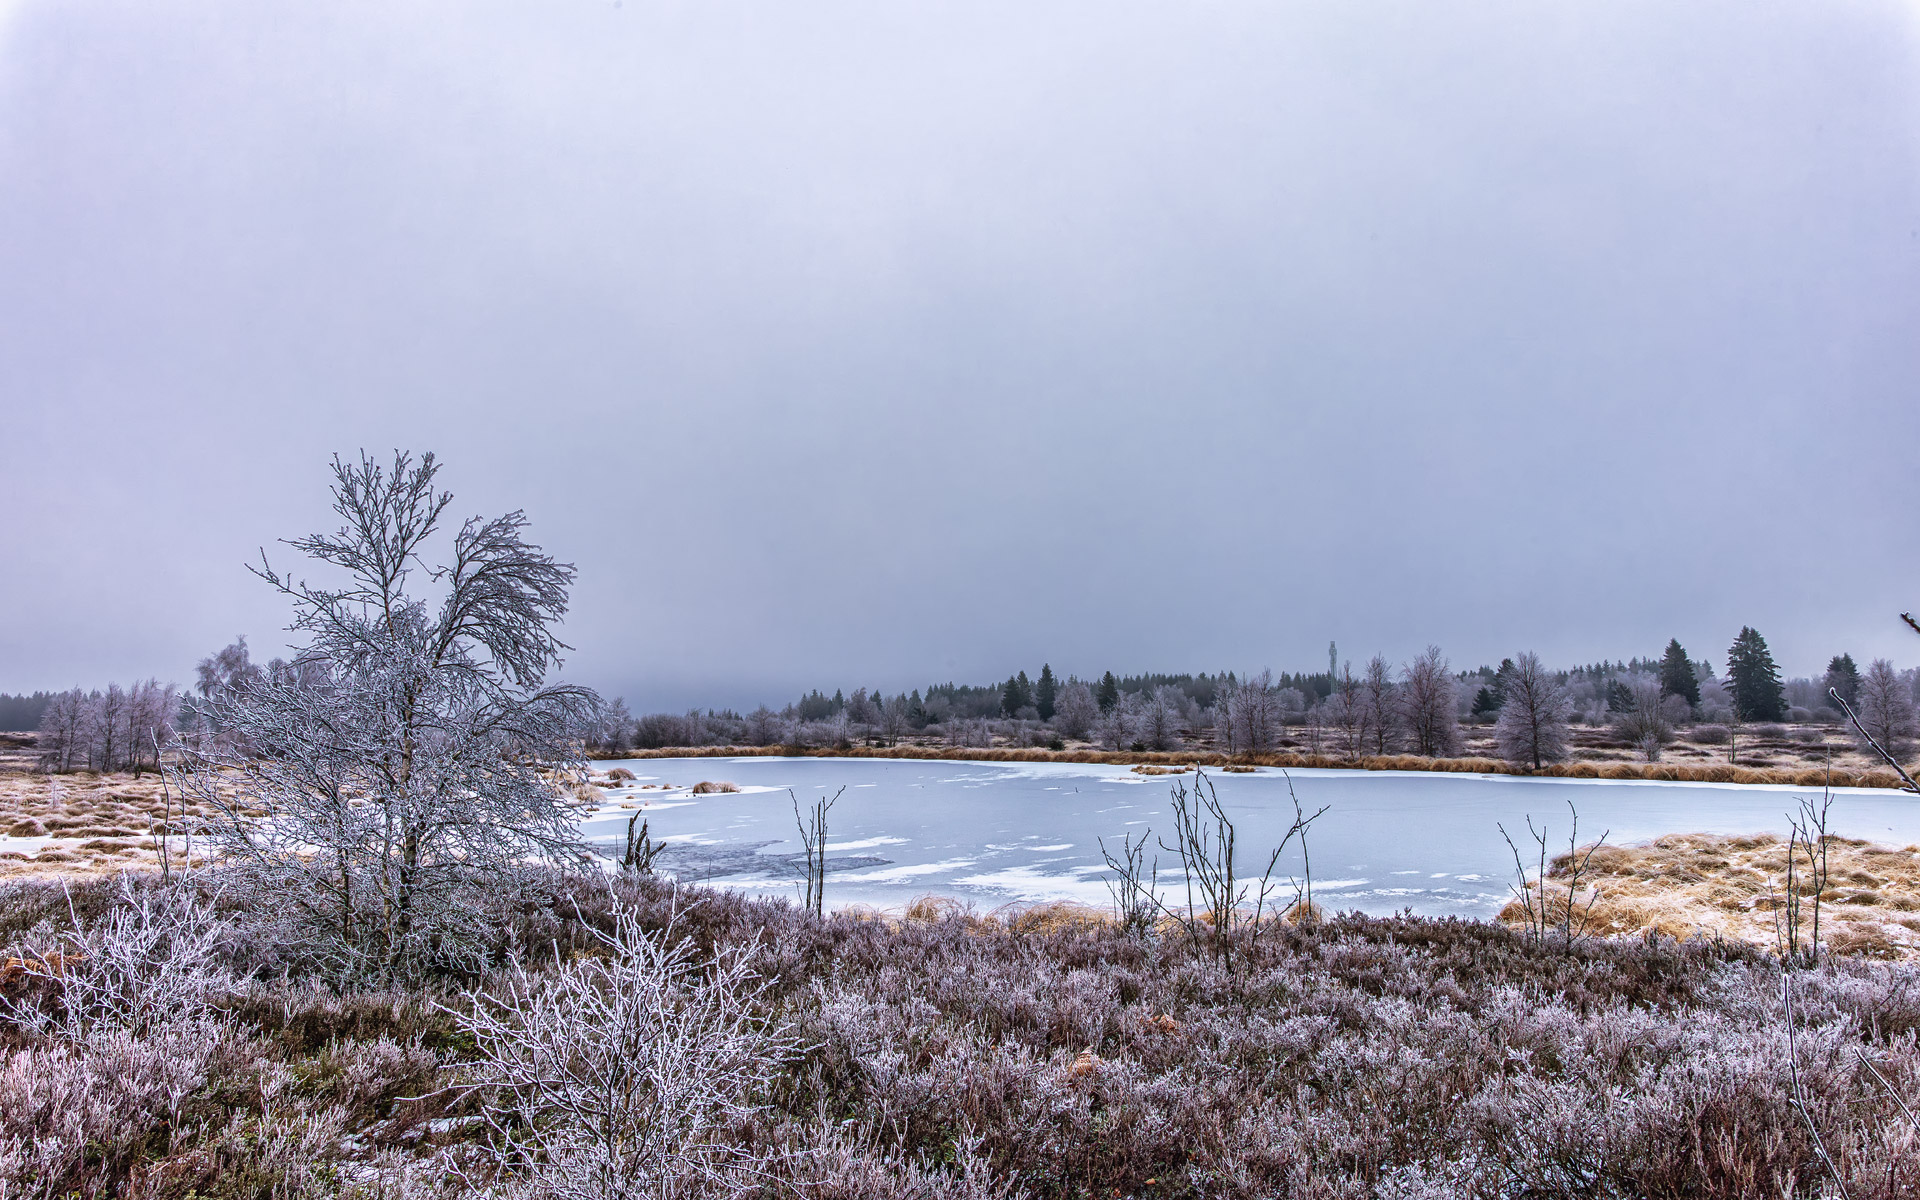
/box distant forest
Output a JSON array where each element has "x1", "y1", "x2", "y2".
[
  {"x1": 0, "y1": 691, "x2": 53, "y2": 732},
  {"x1": 9, "y1": 629, "x2": 1917, "y2": 769},
  {"x1": 609, "y1": 632, "x2": 1919, "y2": 760}
]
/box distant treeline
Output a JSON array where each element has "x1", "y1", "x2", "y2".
[
  {"x1": 0, "y1": 692, "x2": 54, "y2": 732},
  {"x1": 603, "y1": 630, "x2": 1920, "y2": 764}
]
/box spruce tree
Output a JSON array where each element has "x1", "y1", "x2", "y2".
[
  {"x1": 1492, "y1": 657, "x2": 1517, "y2": 705},
  {"x1": 1727, "y1": 627, "x2": 1787, "y2": 722},
  {"x1": 1659, "y1": 639, "x2": 1701, "y2": 707},
  {"x1": 1097, "y1": 671, "x2": 1120, "y2": 713},
  {"x1": 1035, "y1": 664, "x2": 1057, "y2": 721},
  {"x1": 1471, "y1": 685, "x2": 1501, "y2": 717},
  {"x1": 1001, "y1": 670, "x2": 1032, "y2": 715},
  {"x1": 1824, "y1": 653, "x2": 1861, "y2": 707}
]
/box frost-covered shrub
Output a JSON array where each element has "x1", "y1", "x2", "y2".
[
  {"x1": 456, "y1": 895, "x2": 796, "y2": 1199},
  {"x1": 2, "y1": 875, "x2": 231, "y2": 1041}
]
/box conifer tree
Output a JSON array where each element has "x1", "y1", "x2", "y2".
[
  {"x1": 1659, "y1": 639, "x2": 1701, "y2": 707},
  {"x1": 1035, "y1": 664, "x2": 1057, "y2": 721},
  {"x1": 1492, "y1": 658, "x2": 1517, "y2": 705},
  {"x1": 1096, "y1": 671, "x2": 1120, "y2": 713},
  {"x1": 1001, "y1": 672, "x2": 1034, "y2": 716},
  {"x1": 1824, "y1": 653, "x2": 1862, "y2": 708},
  {"x1": 1727, "y1": 626, "x2": 1786, "y2": 722}
]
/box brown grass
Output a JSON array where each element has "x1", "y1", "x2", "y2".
[
  {"x1": 689, "y1": 780, "x2": 739, "y2": 794},
  {"x1": 603, "y1": 743, "x2": 1915, "y2": 788},
  {"x1": 1500, "y1": 832, "x2": 1920, "y2": 958},
  {"x1": 0, "y1": 770, "x2": 216, "y2": 880}
]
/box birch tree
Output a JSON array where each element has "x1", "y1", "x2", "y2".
[
  {"x1": 1854, "y1": 658, "x2": 1917, "y2": 760},
  {"x1": 1325, "y1": 665, "x2": 1372, "y2": 759},
  {"x1": 1360, "y1": 655, "x2": 1400, "y2": 755},
  {"x1": 1398, "y1": 646, "x2": 1461, "y2": 757},
  {"x1": 177, "y1": 450, "x2": 598, "y2": 982}
]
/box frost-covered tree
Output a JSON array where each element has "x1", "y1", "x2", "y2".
[
  {"x1": 1493, "y1": 652, "x2": 1571, "y2": 769},
  {"x1": 34, "y1": 688, "x2": 88, "y2": 772},
  {"x1": 1360, "y1": 655, "x2": 1400, "y2": 754},
  {"x1": 1398, "y1": 647, "x2": 1461, "y2": 758},
  {"x1": 744, "y1": 706, "x2": 786, "y2": 746},
  {"x1": 877, "y1": 693, "x2": 911, "y2": 746},
  {"x1": 1854, "y1": 658, "x2": 1916, "y2": 760},
  {"x1": 1610, "y1": 673, "x2": 1674, "y2": 751},
  {"x1": 1217, "y1": 670, "x2": 1280, "y2": 754},
  {"x1": 1325, "y1": 664, "x2": 1372, "y2": 759},
  {"x1": 1138, "y1": 686, "x2": 1187, "y2": 751},
  {"x1": 1093, "y1": 693, "x2": 1143, "y2": 751},
  {"x1": 178, "y1": 451, "x2": 599, "y2": 982},
  {"x1": 1054, "y1": 681, "x2": 1098, "y2": 741},
  {"x1": 123, "y1": 680, "x2": 178, "y2": 776}
]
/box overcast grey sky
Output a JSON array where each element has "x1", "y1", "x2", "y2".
[{"x1": 2, "y1": 0, "x2": 1917, "y2": 710}]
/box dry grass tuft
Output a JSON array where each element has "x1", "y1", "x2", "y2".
[
  {"x1": 1501, "y1": 832, "x2": 1920, "y2": 957},
  {"x1": 690, "y1": 780, "x2": 740, "y2": 794},
  {"x1": 901, "y1": 895, "x2": 970, "y2": 923},
  {"x1": 996, "y1": 900, "x2": 1112, "y2": 936}
]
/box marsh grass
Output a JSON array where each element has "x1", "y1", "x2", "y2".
[{"x1": 1501, "y1": 831, "x2": 1920, "y2": 959}]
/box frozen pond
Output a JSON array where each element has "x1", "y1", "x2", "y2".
[{"x1": 579, "y1": 756, "x2": 1920, "y2": 918}]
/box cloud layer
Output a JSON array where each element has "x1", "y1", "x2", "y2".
[{"x1": 3, "y1": 1, "x2": 1917, "y2": 707}]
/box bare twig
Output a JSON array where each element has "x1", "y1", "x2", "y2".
[
  {"x1": 1857, "y1": 1049, "x2": 1920, "y2": 1130},
  {"x1": 791, "y1": 786, "x2": 843, "y2": 918},
  {"x1": 1830, "y1": 689, "x2": 1920, "y2": 794},
  {"x1": 1500, "y1": 801, "x2": 1607, "y2": 947},
  {"x1": 1782, "y1": 968, "x2": 1852, "y2": 1200},
  {"x1": 1098, "y1": 830, "x2": 1160, "y2": 935}
]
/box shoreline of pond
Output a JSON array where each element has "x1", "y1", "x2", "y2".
[{"x1": 596, "y1": 742, "x2": 1919, "y2": 792}]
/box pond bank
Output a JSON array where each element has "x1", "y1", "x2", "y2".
[{"x1": 601, "y1": 742, "x2": 1919, "y2": 789}]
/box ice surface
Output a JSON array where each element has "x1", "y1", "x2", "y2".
[{"x1": 584, "y1": 756, "x2": 1920, "y2": 917}]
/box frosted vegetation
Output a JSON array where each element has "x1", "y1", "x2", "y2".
[{"x1": 4, "y1": 450, "x2": 1920, "y2": 1195}]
